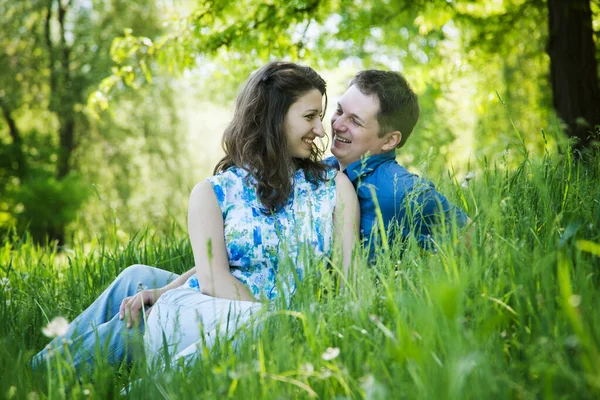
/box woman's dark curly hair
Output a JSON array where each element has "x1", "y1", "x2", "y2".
[{"x1": 214, "y1": 61, "x2": 330, "y2": 213}]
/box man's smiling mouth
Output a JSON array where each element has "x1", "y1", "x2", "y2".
[{"x1": 334, "y1": 135, "x2": 352, "y2": 144}]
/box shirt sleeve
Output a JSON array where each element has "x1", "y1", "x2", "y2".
[{"x1": 407, "y1": 179, "x2": 468, "y2": 249}]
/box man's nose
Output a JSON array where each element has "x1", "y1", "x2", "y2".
[{"x1": 331, "y1": 114, "x2": 346, "y2": 132}]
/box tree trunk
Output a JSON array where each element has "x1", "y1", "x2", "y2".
[
  {"x1": 0, "y1": 102, "x2": 27, "y2": 180},
  {"x1": 547, "y1": 0, "x2": 600, "y2": 152},
  {"x1": 57, "y1": 115, "x2": 75, "y2": 179},
  {"x1": 44, "y1": 0, "x2": 74, "y2": 244},
  {"x1": 55, "y1": 0, "x2": 75, "y2": 180}
]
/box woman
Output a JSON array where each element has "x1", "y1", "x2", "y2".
[
  {"x1": 144, "y1": 61, "x2": 359, "y2": 364},
  {"x1": 32, "y1": 61, "x2": 358, "y2": 372}
]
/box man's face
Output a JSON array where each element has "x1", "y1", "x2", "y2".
[{"x1": 330, "y1": 84, "x2": 389, "y2": 170}]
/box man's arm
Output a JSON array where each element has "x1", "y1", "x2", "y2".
[{"x1": 408, "y1": 182, "x2": 471, "y2": 249}]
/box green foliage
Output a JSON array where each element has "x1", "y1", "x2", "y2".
[
  {"x1": 1, "y1": 148, "x2": 600, "y2": 398},
  {"x1": 103, "y1": 0, "x2": 597, "y2": 174},
  {"x1": 11, "y1": 173, "x2": 91, "y2": 244},
  {"x1": 0, "y1": 0, "x2": 192, "y2": 244}
]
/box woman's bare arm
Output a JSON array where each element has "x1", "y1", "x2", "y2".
[
  {"x1": 333, "y1": 173, "x2": 360, "y2": 282},
  {"x1": 188, "y1": 181, "x2": 257, "y2": 302}
]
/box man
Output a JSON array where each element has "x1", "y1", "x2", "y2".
[
  {"x1": 32, "y1": 70, "x2": 469, "y2": 372},
  {"x1": 325, "y1": 70, "x2": 469, "y2": 259}
]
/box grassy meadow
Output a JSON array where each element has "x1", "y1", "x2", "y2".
[{"x1": 1, "y1": 145, "x2": 600, "y2": 399}]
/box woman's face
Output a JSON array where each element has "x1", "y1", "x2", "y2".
[{"x1": 283, "y1": 89, "x2": 325, "y2": 159}]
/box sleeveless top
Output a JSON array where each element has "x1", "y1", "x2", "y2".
[{"x1": 184, "y1": 166, "x2": 337, "y2": 302}]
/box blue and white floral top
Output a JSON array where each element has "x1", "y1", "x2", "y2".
[{"x1": 185, "y1": 166, "x2": 337, "y2": 302}]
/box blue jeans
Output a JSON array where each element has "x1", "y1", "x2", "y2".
[{"x1": 31, "y1": 265, "x2": 179, "y2": 373}]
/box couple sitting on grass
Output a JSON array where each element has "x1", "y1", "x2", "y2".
[{"x1": 32, "y1": 61, "x2": 470, "y2": 372}]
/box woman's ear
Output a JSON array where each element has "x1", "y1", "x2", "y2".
[{"x1": 381, "y1": 131, "x2": 402, "y2": 151}]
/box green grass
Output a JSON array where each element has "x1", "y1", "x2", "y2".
[{"x1": 1, "y1": 147, "x2": 600, "y2": 399}]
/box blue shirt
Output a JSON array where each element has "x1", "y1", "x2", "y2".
[{"x1": 325, "y1": 151, "x2": 467, "y2": 259}]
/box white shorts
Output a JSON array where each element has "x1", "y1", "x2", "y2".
[{"x1": 144, "y1": 286, "x2": 262, "y2": 366}]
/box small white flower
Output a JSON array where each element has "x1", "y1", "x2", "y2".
[
  {"x1": 360, "y1": 373, "x2": 388, "y2": 398},
  {"x1": 500, "y1": 197, "x2": 512, "y2": 210},
  {"x1": 42, "y1": 316, "x2": 69, "y2": 338},
  {"x1": 461, "y1": 180, "x2": 469, "y2": 188},
  {"x1": 321, "y1": 347, "x2": 340, "y2": 361},
  {"x1": 83, "y1": 389, "x2": 91, "y2": 396},
  {"x1": 300, "y1": 363, "x2": 314, "y2": 374},
  {"x1": 569, "y1": 295, "x2": 582, "y2": 307},
  {"x1": 228, "y1": 370, "x2": 243, "y2": 379},
  {"x1": 464, "y1": 171, "x2": 475, "y2": 181},
  {"x1": 360, "y1": 374, "x2": 375, "y2": 392},
  {"x1": 1, "y1": 277, "x2": 10, "y2": 291},
  {"x1": 319, "y1": 367, "x2": 332, "y2": 379}
]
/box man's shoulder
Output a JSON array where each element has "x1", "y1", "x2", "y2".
[{"x1": 368, "y1": 159, "x2": 420, "y2": 191}]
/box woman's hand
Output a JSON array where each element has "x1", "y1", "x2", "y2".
[{"x1": 119, "y1": 287, "x2": 166, "y2": 328}]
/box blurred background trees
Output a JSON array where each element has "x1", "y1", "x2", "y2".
[
  {"x1": 0, "y1": 0, "x2": 188, "y2": 244},
  {"x1": 1, "y1": 0, "x2": 599, "y2": 245}
]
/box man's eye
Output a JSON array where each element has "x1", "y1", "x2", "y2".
[{"x1": 335, "y1": 108, "x2": 342, "y2": 115}]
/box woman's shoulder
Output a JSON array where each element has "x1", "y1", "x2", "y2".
[
  {"x1": 325, "y1": 166, "x2": 339, "y2": 181},
  {"x1": 298, "y1": 164, "x2": 338, "y2": 182},
  {"x1": 208, "y1": 166, "x2": 251, "y2": 189},
  {"x1": 209, "y1": 166, "x2": 247, "y2": 181},
  {"x1": 205, "y1": 166, "x2": 256, "y2": 206}
]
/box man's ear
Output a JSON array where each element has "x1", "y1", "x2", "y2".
[{"x1": 381, "y1": 131, "x2": 402, "y2": 151}]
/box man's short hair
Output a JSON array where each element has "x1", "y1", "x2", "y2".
[{"x1": 351, "y1": 70, "x2": 420, "y2": 147}]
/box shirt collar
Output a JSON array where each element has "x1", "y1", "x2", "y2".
[{"x1": 344, "y1": 151, "x2": 396, "y2": 183}]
